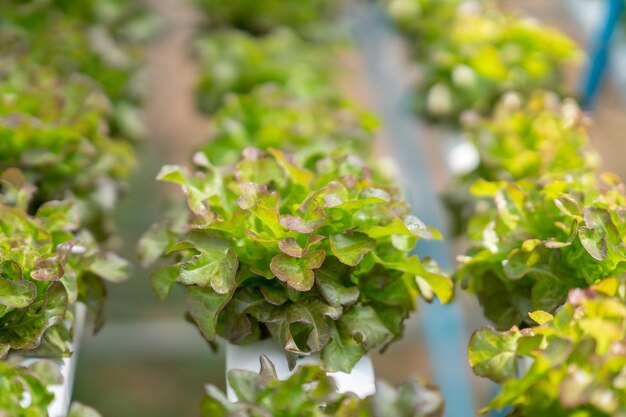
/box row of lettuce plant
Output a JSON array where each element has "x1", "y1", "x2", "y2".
[
  {"x1": 139, "y1": 0, "x2": 453, "y2": 413},
  {"x1": 444, "y1": 92, "x2": 598, "y2": 234},
  {"x1": 383, "y1": 0, "x2": 581, "y2": 127},
  {"x1": 0, "y1": 0, "x2": 153, "y2": 414},
  {"x1": 384, "y1": 0, "x2": 626, "y2": 416},
  {"x1": 0, "y1": 0, "x2": 157, "y2": 140}
]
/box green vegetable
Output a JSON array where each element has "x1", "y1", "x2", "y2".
[
  {"x1": 383, "y1": 0, "x2": 468, "y2": 51},
  {"x1": 469, "y1": 280, "x2": 626, "y2": 416},
  {"x1": 0, "y1": 357, "x2": 102, "y2": 416},
  {"x1": 197, "y1": 85, "x2": 379, "y2": 167},
  {"x1": 0, "y1": 0, "x2": 155, "y2": 37},
  {"x1": 415, "y1": 11, "x2": 580, "y2": 126},
  {"x1": 0, "y1": 178, "x2": 129, "y2": 357},
  {"x1": 194, "y1": 29, "x2": 336, "y2": 114},
  {"x1": 192, "y1": 0, "x2": 338, "y2": 38},
  {"x1": 466, "y1": 91, "x2": 598, "y2": 184},
  {"x1": 444, "y1": 91, "x2": 598, "y2": 236},
  {"x1": 456, "y1": 174, "x2": 626, "y2": 329},
  {"x1": 0, "y1": 0, "x2": 155, "y2": 139},
  {"x1": 201, "y1": 355, "x2": 444, "y2": 417},
  {"x1": 0, "y1": 358, "x2": 61, "y2": 416},
  {"x1": 0, "y1": 66, "x2": 135, "y2": 238},
  {"x1": 140, "y1": 148, "x2": 451, "y2": 371}
]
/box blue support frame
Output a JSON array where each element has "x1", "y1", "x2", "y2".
[{"x1": 581, "y1": 0, "x2": 625, "y2": 108}]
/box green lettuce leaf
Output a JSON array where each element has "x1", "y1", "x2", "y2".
[{"x1": 201, "y1": 355, "x2": 444, "y2": 417}]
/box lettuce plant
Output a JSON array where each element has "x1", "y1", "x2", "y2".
[
  {"x1": 0, "y1": 0, "x2": 154, "y2": 36},
  {"x1": 0, "y1": 357, "x2": 102, "y2": 416},
  {"x1": 197, "y1": 85, "x2": 378, "y2": 166},
  {"x1": 191, "y1": 0, "x2": 337, "y2": 38},
  {"x1": 194, "y1": 29, "x2": 335, "y2": 114},
  {"x1": 465, "y1": 92, "x2": 598, "y2": 183},
  {"x1": 0, "y1": 0, "x2": 154, "y2": 139},
  {"x1": 140, "y1": 148, "x2": 451, "y2": 372},
  {"x1": 469, "y1": 281, "x2": 626, "y2": 416},
  {"x1": 0, "y1": 358, "x2": 61, "y2": 416},
  {"x1": 0, "y1": 66, "x2": 135, "y2": 238},
  {"x1": 456, "y1": 175, "x2": 626, "y2": 329},
  {"x1": 202, "y1": 355, "x2": 444, "y2": 417},
  {"x1": 383, "y1": 0, "x2": 469, "y2": 52},
  {"x1": 0, "y1": 175, "x2": 129, "y2": 357},
  {"x1": 416, "y1": 11, "x2": 580, "y2": 125},
  {"x1": 444, "y1": 92, "x2": 598, "y2": 235}
]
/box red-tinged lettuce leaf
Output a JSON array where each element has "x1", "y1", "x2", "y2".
[
  {"x1": 0, "y1": 261, "x2": 37, "y2": 308},
  {"x1": 185, "y1": 286, "x2": 233, "y2": 341},
  {"x1": 179, "y1": 249, "x2": 238, "y2": 294},
  {"x1": 0, "y1": 282, "x2": 68, "y2": 356},
  {"x1": 266, "y1": 296, "x2": 341, "y2": 354},
  {"x1": 279, "y1": 214, "x2": 322, "y2": 234},
  {"x1": 30, "y1": 255, "x2": 65, "y2": 281},
  {"x1": 270, "y1": 250, "x2": 325, "y2": 292},
  {"x1": 278, "y1": 238, "x2": 305, "y2": 258}
]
